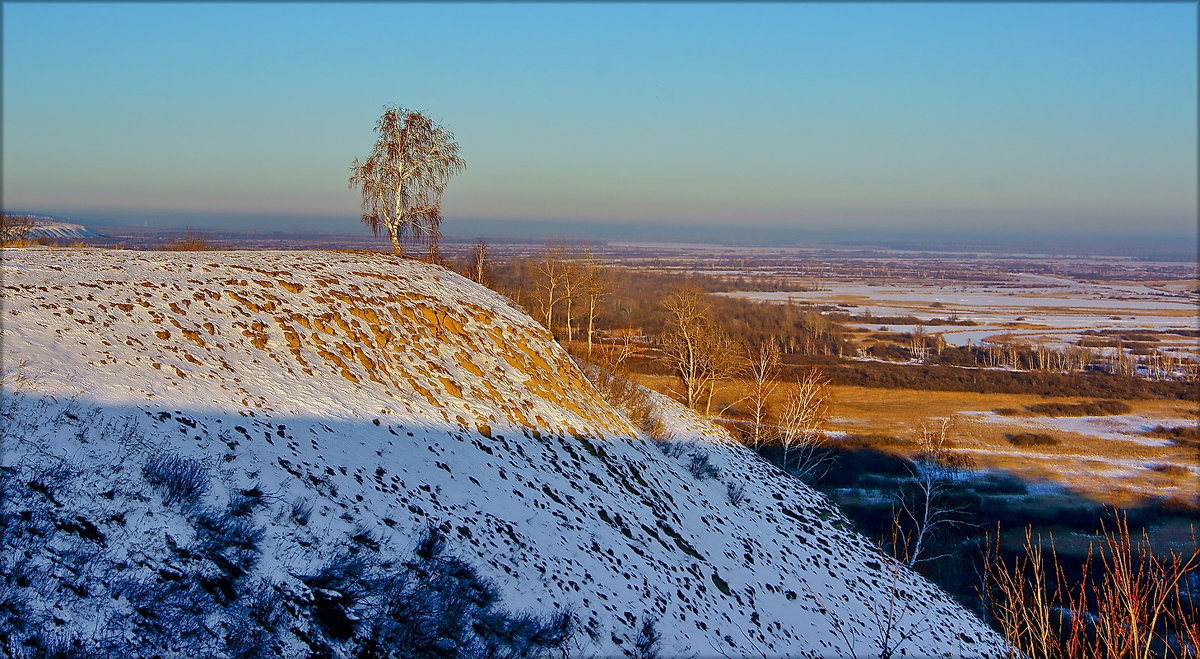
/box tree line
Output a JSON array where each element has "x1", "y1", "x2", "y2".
[{"x1": 460, "y1": 244, "x2": 843, "y2": 483}]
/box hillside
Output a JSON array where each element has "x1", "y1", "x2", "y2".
[
  {"x1": 0, "y1": 247, "x2": 1007, "y2": 658},
  {"x1": 25, "y1": 219, "x2": 106, "y2": 240}
]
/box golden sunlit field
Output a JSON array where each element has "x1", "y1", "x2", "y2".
[{"x1": 634, "y1": 374, "x2": 1198, "y2": 507}]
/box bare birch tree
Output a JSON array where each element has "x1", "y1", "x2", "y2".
[
  {"x1": 743, "y1": 341, "x2": 782, "y2": 450},
  {"x1": 776, "y1": 367, "x2": 832, "y2": 482},
  {"x1": 582, "y1": 260, "x2": 610, "y2": 356},
  {"x1": 349, "y1": 106, "x2": 465, "y2": 257},
  {"x1": 598, "y1": 328, "x2": 642, "y2": 372},
  {"x1": 660, "y1": 287, "x2": 712, "y2": 411},
  {"x1": 908, "y1": 325, "x2": 929, "y2": 362},
  {"x1": 466, "y1": 238, "x2": 490, "y2": 285},
  {"x1": 660, "y1": 287, "x2": 744, "y2": 415},
  {"x1": 560, "y1": 258, "x2": 585, "y2": 343},
  {"x1": 891, "y1": 418, "x2": 970, "y2": 567},
  {"x1": 533, "y1": 245, "x2": 568, "y2": 333}
]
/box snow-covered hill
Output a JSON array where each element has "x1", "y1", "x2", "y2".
[
  {"x1": 0, "y1": 247, "x2": 1006, "y2": 657},
  {"x1": 25, "y1": 219, "x2": 106, "y2": 239}
]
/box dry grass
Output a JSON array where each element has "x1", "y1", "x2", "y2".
[
  {"x1": 632, "y1": 373, "x2": 1198, "y2": 506},
  {"x1": 985, "y1": 513, "x2": 1199, "y2": 659},
  {"x1": 2, "y1": 239, "x2": 90, "y2": 248},
  {"x1": 163, "y1": 230, "x2": 219, "y2": 251},
  {"x1": 635, "y1": 375, "x2": 1195, "y2": 436}
]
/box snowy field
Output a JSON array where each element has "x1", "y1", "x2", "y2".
[
  {"x1": 962, "y1": 410, "x2": 1194, "y2": 448},
  {"x1": 951, "y1": 407, "x2": 1199, "y2": 500},
  {"x1": 723, "y1": 273, "x2": 1198, "y2": 354}
]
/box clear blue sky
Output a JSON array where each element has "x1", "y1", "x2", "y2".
[{"x1": 3, "y1": 2, "x2": 1196, "y2": 241}]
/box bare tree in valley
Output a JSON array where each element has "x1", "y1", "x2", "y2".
[
  {"x1": 697, "y1": 324, "x2": 745, "y2": 418},
  {"x1": 743, "y1": 341, "x2": 782, "y2": 450},
  {"x1": 660, "y1": 287, "x2": 744, "y2": 415},
  {"x1": 533, "y1": 245, "x2": 568, "y2": 333},
  {"x1": 349, "y1": 106, "x2": 465, "y2": 257},
  {"x1": 908, "y1": 324, "x2": 929, "y2": 362},
  {"x1": 890, "y1": 418, "x2": 971, "y2": 567},
  {"x1": 466, "y1": 238, "x2": 490, "y2": 285},
  {"x1": 598, "y1": 328, "x2": 642, "y2": 372},
  {"x1": 560, "y1": 258, "x2": 585, "y2": 343},
  {"x1": 581, "y1": 255, "x2": 611, "y2": 356},
  {"x1": 660, "y1": 287, "x2": 712, "y2": 411},
  {"x1": 1, "y1": 214, "x2": 34, "y2": 243},
  {"x1": 776, "y1": 367, "x2": 833, "y2": 483}
]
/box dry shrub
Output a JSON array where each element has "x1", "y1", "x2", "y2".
[
  {"x1": 143, "y1": 454, "x2": 210, "y2": 506},
  {"x1": 686, "y1": 451, "x2": 720, "y2": 480},
  {"x1": 577, "y1": 361, "x2": 666, "y2": 438},
  {"x1": 0, "y1": 213, "x2": 34, "y2": 245},
  {"x1": 1006, "y1": 432, "x2": 1060, "y2": 447},
  {"x1": 1144, "y1": 425, "x2": 1200, "y2": 444},
  {"x1": 984, "y1": 512, "x2": 1199, "y2": 659},
  {"x1": 1149, "y1": 463, "x2": 1190, "y2": 478},
  {"x1": 164, "y1": 229, "x2": 219, "y2": 251},
  {"x1": 1026, "y1": 400, "x2": 1131, "y2": 417}
]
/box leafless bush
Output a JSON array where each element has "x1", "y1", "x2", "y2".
[
  {"x1": 1150, "y1": 463, "x2": 1190, "y2": 478},
  {"x1": 143, "y1": 454, "x2": 210, "y2": 506},
  {"x1": 228, "y1": 483, "x2": 269, "y2": 517},
  {"x1": 776, "y1": 367, "x2": 834, "y2": 483},
  {"x1": 0, "y1": 214, "x2": 34, "y2": 244},
  {"x1": 686, "y1": 451, "x2": 720, "y2": 480},
  {"x1": 810, "y1": 550, "x2": 928, "y2": 659},
  {"x1": 889, "y1": 419, "x2": 971, "y2": 567},
  {"x1": 626, "y1": 616, "x2": 661, "y2": 659},
  {"x1": 291, "y1": 498, "x2": 313, "y2": 526},
  {"x1": 163, "y1": 229, "x2": 218, "y2": 251},
  {"x1": 656, "y1": 440, "x2": 687, "y2": 460},
  {"x1": 1006, "y1": 432, "x2": 1059, "y2": 447},
  {"x1": 338, "y1": 526, "x2": 575, "y2": 658},
  {"x1": 725, "y1": 482, "x2": 747, "y2": 507}
]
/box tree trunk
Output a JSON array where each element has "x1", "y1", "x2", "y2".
[
  {"x1": 565, "y1": 292, "x2": 574, "y2": 342},
  {"x1": 586, "y1": 298, "x2": 595, "y2": 356},
  {"x1": 389, "y1": 226, "x2": 403, "y2": 256}
]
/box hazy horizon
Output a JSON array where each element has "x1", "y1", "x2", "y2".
[
  {"x1": 4, "y1": 3, "x2": 1196, "y2": 244},
  {"x1": 15, "y1": 207, "x2": 1195, "y2": 260}
]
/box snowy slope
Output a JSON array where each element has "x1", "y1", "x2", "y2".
[
  {"x1": 0, "y1": 247, "x2": 1007, "y2": 658},
  {"x1": 25, "y1": 220, "x2": 105, "y2": 239}
]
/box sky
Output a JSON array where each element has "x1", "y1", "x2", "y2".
[{"x1": 3, "y1": 2, "x2": 1196, "y2": 244}]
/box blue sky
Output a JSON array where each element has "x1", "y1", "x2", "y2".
[{"x1": 3, "y1": 2, "x2": 1196, "y2": 241}]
